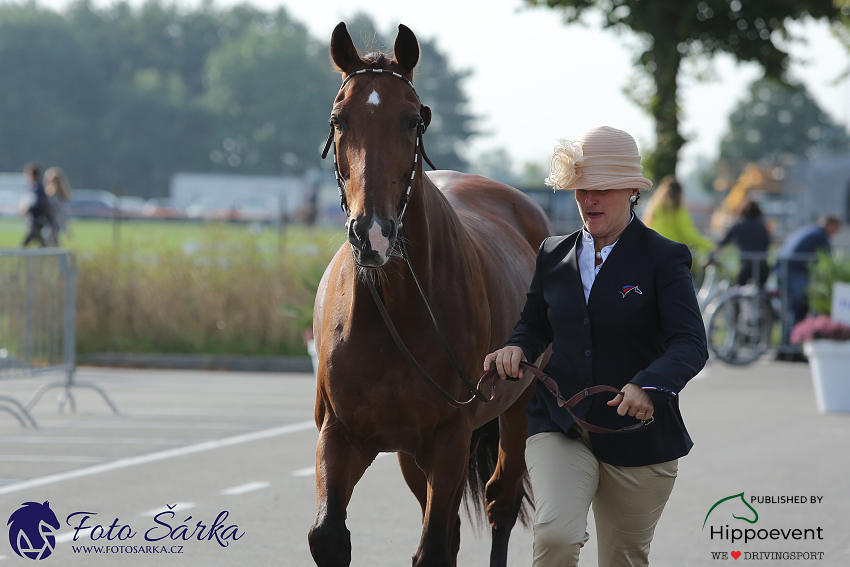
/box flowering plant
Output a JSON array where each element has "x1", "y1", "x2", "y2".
[
  {"x1": 790, "y1": 315, "x2": 850, "y2": 344},
  {"x1": 543, "y1": 139, "x2": 584, "y2": 190}
]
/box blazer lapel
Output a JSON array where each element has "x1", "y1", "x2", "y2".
[{"x1": 588, "y1": 217, "x2": 647, "y2": 307}]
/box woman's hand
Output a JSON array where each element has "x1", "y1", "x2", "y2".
[
  {"x1": 607, "y1": 383, "x2": 654, "y2": 420},
  {"x1": 483, "y1": 346, "x2": 526, "y2": 380}
]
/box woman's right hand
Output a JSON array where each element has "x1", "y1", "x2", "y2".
[{"x1": 483, "y1": 346, "x2": 527, "y2": 380}]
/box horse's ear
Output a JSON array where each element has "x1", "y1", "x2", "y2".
[
  {"x1": 420, "y1": 106, "x2": 432, "y2": 130},
  {"x1": 330, "y1": 22, "x2": 361, "y2": 74},
  {"x1": 393, "y1": 24, "x2": 420, "y2": 75}
]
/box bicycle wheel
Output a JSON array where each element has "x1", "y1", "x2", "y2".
[{"x1": 706, "y1": 291, "x2": 774, "y2": 366}]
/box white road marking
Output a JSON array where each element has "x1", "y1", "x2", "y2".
[
  {"x1": 220, "y1": 481, "x2": 270, "y2": 495},
  {"x1": 55, "y1": 527, "x2": 91, "y2": 544},
  {"x1": 0, "y1": 420, "x2": 315, "y2": 496},
  {"x1": 139, "y1": 502, "x2": 196, "y2": 517}
]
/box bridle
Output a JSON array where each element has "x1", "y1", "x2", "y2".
[
  {"x1": 318, "y1": 68, "x2": 651, "y2": 433},
  {"x1": 320, "y1": 68, "x2": 436, "y2": 220}
]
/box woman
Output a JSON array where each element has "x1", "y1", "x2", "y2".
[
  {"x1": 484, "y1": 126, "x2": 707, "y2": 567},
  {"x1": 642, "y1": 175, "x2": 714, "y2": 254},
  {"x1": 715, "y1": 199, "x2": 771, "y2": 288},
  {"x1": 44, "y1": 167, "x2": 72, "y2": 246}
]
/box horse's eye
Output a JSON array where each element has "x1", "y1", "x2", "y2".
[
  {"x1": 331, "y1": 116, "x2": 341, "y2": 130},
  {"x1": 407, "y1": 117, "x2": 420, "y2": 131}
]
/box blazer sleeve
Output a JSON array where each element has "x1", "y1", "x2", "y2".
[
  {"x1": 630, "y1": 242, "x2": 708, "y2": 406},
  {"x1": 504, "y1": 239, "x2": 554, "y2": 363}
]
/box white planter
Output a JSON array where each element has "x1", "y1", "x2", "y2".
[{"x1": 803, "y1": 340, "x2": 850, "y2": 414}]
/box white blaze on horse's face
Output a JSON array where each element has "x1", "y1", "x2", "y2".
[
  {"x1": 368, "y1": 220, "x2": 391, "y2": 262},
  {"x1": 366, "y1": 90, "x2": 380, "y2": 107}
]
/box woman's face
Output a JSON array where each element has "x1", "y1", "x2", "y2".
[{"x1": 575, "y1": 188, "x2": 637, "y2": 243}]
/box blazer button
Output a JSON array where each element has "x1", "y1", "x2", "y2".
[
  {"x1": 583, "y1": 318, "x2": 590, "y2": 325},
  {"x1": 584, "y1": 349, "x2": 592, "y2": 357}
]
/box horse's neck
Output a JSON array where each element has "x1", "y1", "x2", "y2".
[{"x1": 395, "y1": 175, "x2": 459, "y2": 285}]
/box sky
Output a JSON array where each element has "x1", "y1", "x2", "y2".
[{"x1": 44, "y1": 0, "x2": 850, "y2": 178}]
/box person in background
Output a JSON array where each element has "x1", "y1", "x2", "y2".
[
  {"x1": 44, "y1": 167, "x2": 72, "y2": 246},
  {"x1": 776, "y1": 215, "x2": 842, "y2": 361},
  {"x1": 484, "y1": 126, "x2": 707, "y2": 567},
  {"x1": 642, "y1": 176, "x2": 714, "y2": 255},
  {"x1": 715, "y1": 199, "x2": 771, "y2": 288},
  {"x1": 21, "y1": 162, "x2": 52, "y2": 248}
]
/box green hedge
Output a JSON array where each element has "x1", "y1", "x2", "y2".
[{"x1": 68, "y1": 223, "x2": 342, "y2": 356}]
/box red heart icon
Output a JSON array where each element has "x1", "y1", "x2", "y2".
[{"x1": 731, "y1": 551, "x2": 742, "y2": 560}]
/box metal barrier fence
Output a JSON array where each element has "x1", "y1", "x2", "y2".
[{"x1": 0, "y1": 249, "x2": 118, "y2": 427}]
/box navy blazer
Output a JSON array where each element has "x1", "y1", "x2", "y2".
[{"x1": 506, "y1": 217, "x2": 708, "y2": 467}]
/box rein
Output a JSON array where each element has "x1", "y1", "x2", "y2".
[{"x1": 499, "y1": 362, "x2": 654, "y2": 434}]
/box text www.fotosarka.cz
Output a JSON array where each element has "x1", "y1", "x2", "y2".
[{"x1": 72, "y1": 544, "x2": 185, "y2": 554}]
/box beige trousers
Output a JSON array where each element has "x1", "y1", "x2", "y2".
[{"x1": 525, "y1": 429, "x2": 678, "y2": 567}]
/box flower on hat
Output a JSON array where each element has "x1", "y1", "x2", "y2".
[{"x1": 544, "y1": 139, "x2": 584, "y2": 191}]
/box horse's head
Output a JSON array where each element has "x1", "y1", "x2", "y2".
[{"x1": 327, "y1": 22, "x2": 431, "y2": 268}]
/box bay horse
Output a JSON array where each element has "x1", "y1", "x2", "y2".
[{"x1": 309, "y1": 22, "x2": 553, "y2": 567}]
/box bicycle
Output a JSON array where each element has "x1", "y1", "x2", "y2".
[
  {"x1": 704, "y1": 282, "x2": 782, "y2": 366},
  {"x1": 695, "y1": 255, "x2": 730, "y2": 315}
]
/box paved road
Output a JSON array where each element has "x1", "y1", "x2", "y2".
[{"x1": 0, "y1": 361, "x2": 848, "y2": 566}]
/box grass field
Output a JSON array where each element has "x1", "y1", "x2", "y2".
[
  {"x1": 2, "y1": 217, "x2": 348, "y2": 356},
  {"x1": 0, "y1": 217, "x2": 347, "y2": 255}
]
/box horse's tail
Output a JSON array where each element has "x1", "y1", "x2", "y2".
[{"x1": 463, "y1": 417, "x2": 534, "y2": 531}]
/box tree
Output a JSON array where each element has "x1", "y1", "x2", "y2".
[
  {"x1": 201, "y1": 8, "x2": 339, "y2": 176},
  {"x1": 720, "y1": 77, "x2": 850, "y2": 162},
  {"x1": 714, "y1": 77, "x2": 850, "y2": 190},
  {"x1": 527, "y1": 0, "x2": 842, "y2": 181},
  {"x1": 0, "y1": 4, "x2": 106, "y2": 182}
]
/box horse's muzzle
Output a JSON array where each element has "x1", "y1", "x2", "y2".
[{"x1": 347, "y1": 215, "x2": 398, "y2": 267}]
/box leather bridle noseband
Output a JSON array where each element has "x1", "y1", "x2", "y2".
[{"x1": 320, "y1": 68, "x2": 436, "y2": 220}]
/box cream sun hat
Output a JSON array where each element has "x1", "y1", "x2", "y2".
[{"x1": 543, "y1": 126, "x2": 652, "y2": 192}]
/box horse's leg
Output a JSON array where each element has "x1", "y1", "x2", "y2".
[
  {"x1": 485, "y1": 383, "x2": 535, "y2": 567},
  {"x1": 308, "y1": 420, "x2": 372, "y2": 567},
  {"x1": 399, "y1": 452, "x2": 463, "y2": 564},
  {"x1": 412, "y1": 431, "x2": 470, "y2": 567}
]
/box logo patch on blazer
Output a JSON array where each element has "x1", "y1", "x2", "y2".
[{"x1": 620, "y1": 285, "x2": 642, "y2": 298}]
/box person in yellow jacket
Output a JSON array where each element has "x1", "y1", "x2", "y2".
[{"x1": 642, "y1": 176, "x2": 713, "y2": 253}]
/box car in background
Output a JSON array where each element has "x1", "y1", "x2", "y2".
[
  {"x1": 141, "y1": 198, "x2": 186, "y2": 219},
  {"x1": 67, "y1": 189, "x2": 118, "y2": 218}
]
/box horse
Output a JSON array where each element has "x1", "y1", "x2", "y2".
[{"x1": 309, "y1": 22, "x2": 554, "y2": 567}]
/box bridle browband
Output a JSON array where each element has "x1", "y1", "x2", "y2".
[{"x1": 320, "y1": 68, "x2": 436, "y2": 219}]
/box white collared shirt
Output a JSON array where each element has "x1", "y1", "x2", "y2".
[{"x1": 577, "y1": 213, "x2": 634, "y2": 303}]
